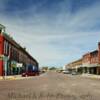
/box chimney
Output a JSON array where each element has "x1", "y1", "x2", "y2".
[{"x1": 98, "y1": 42, "x2": 100, "y2": 64}]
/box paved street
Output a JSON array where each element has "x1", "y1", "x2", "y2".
[{"x1": 0, "y1": 71, "x2": 100, "y2": 100}]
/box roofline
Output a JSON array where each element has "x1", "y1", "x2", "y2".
[
  {"x1": 65, "y1": 58, "x2": 82, "y2": 66},
  {"x1": 2, "y1": 33, "x2": 38, "y2": 64},
  {"x1": 90, "y1": 50, "x2": 98, "y2": 54}
]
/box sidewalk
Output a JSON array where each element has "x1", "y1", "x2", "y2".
[
  {"x1": 0, "y1": 75, "x2": 35, "y2": 80},
  {"x1": 81, "y1": 74, "x2": 100, "y2": 79}
]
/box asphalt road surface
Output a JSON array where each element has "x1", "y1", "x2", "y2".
[{"x1": 0, "y1": 71, "x2": 100, "y2": 100}]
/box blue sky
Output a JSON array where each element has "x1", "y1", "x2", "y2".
[{"x1": 0, "y1": 0, "x2": 100, "y2": 67}]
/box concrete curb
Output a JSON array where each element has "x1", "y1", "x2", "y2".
[{"x1": 0, "y1": 75, "x2": 35, "y2": 80}]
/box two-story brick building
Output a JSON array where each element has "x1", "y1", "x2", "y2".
[
  {"x1": 65, "y1": 59, "x2": 82, "y2": 73},
  {"x1": 0, "y1": 24, "x2": 39, "y2": 76},
  {"x1": 65, "y1": 42, "x2": 100, "y2": 75},
  {"x1": 82, "y1": 43, "x2": 100, "y2": 75}
]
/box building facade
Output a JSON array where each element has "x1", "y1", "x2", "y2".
[
  {"x1": 65, "y1": 59, "x2": 82, "y2": 73},
  {"x1": 0, "y1": 24, "x2": 39, "y2": 76},
  {"x1": 65, "y1": 42, "x2": 100, "y2": 75},
  {"x1": 82, "y1": 43, "x2": 100, "y2": 75}
]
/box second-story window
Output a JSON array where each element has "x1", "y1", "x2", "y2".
[
  {"x1": 5, "y1": 41, "x2": 8, "y2": 55},
  {"x1": 4, "y1": 40, "x2": 10, "y2": 56},
  {"x1": 7, "y1": 42, "x2": 9, "y2": 55},
  {"x1": 5, "y1": 41, "x2": 7, "y2": 55},
  {"x1": 4, "y1": 40, "x2": 6, "y2": 54},
  {"x1": 8, "y1": 44, "x2": 11, "y2": 57}
]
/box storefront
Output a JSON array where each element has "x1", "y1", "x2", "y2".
[{"x1": 82, "y1": 64, "x2": 100, "y2": 75}]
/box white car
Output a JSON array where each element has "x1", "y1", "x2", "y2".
[
  {"x1": 62, "y1": 70, "x2": 70, "y2": 74},
  {"x1": 71, "y1": 71, "x2": 77, "y2": 75}
]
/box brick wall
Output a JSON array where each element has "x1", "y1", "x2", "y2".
[
  {"x1": 82, "y1": 53, "x2": 91, "y2": 65},
  {"x1": 0, "y1": 35, "x2": 4, "y2": 75},
  {"x1": 98, "y1": 42, "x2": 100, "y2": 64},
  {"x1": 83, "y1": 50, "x2": 99, "y2": 65},
  {"x1": 90, "y1": 50, "x2": 98, "y2": 64}
]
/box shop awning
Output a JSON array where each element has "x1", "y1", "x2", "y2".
[{"x1": 82, "y1": 64, "x2": 100, "y2": 68}]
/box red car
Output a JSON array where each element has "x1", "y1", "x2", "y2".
[{"x1": 22, "y1": 64, "x2": 39, "y2": 77}]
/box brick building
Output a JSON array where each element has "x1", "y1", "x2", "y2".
[
  {"x1": 64, "y1": 42, "x2": 100, "y2": 75},
  {"x1": 0, "y1": 24, "x2": 39, "y2": 76},
  {"x1": 82, "y1": 43, "x2": 100, "y2": 74},
  {"x1": 65, "y1": 59, "x2": 82, "y2": 73}
]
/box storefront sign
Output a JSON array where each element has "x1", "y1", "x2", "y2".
[{"x1": 17, "y1": 63, "x2": 23, "y2": 68}]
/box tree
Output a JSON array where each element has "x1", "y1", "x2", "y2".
[
  {"x1": 49, "y1": 67, "x2": 57, "y2": 70},
  {"x1": 41, "y1": 66, "x2": 48, "y2": 71}
]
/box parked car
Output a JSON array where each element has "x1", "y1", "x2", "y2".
[
  {"x1": 62, "y1": 70, "x2": 70, "y2": 74},
  {"x1": 22, "y1": 64, "x2": 39, "y2": 77},
  {"x1": 71, "y1": 71, "x2": 77, "y2": 75},
  {"x1": 56, "y1": 70, "x2": 63, "y2": 73}
]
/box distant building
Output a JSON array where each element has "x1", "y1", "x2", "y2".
[
  {"x1": 65, "y1": 59, "x2": 82, "y2": 73},
  {"x1": 0, "y1": 24, "x2": 39, "y2": 76},
  {"x1": 64, "y1": 42, "x2": 100, "y2": 75}
]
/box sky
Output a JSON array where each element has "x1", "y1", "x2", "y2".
[{"x1": 0, "y1": 0, "x2": 100, "y2": 67}]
